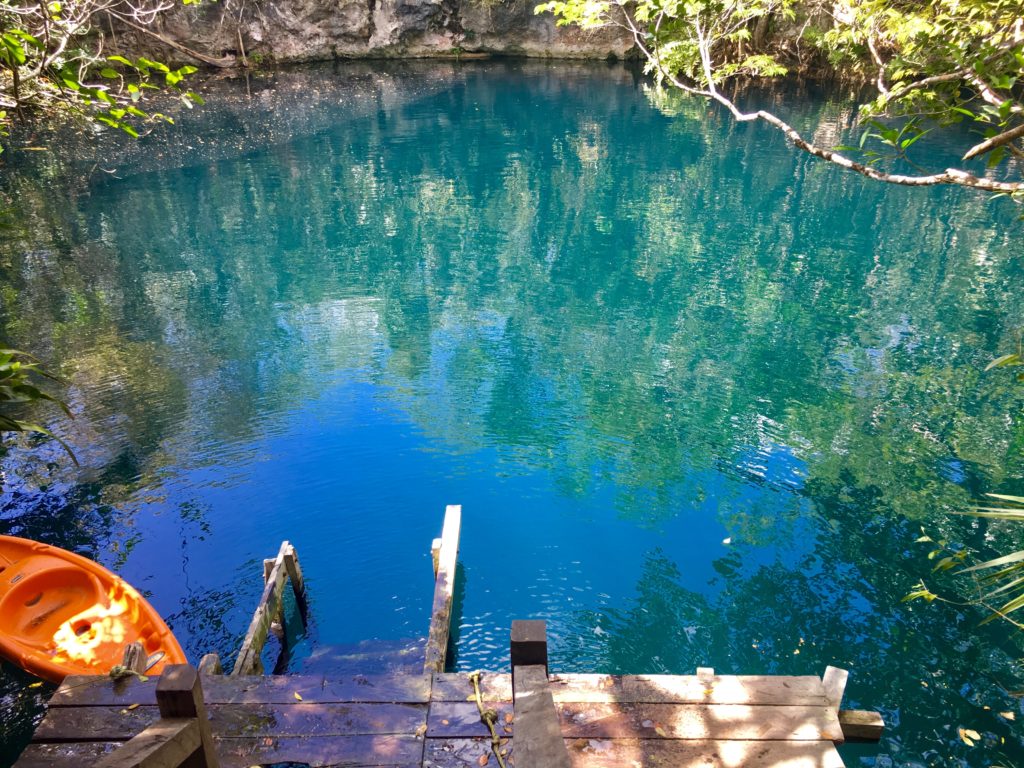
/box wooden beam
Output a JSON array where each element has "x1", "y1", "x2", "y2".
[
  {"x1": 512, "y1": 665, "x2": 571, "y2": 768},
  {"x1": 155, "y1": 665, "x2": 218, "y2": 768},
  {"x1": 822, "y1": 666, "x2": 849, "y2": 710},
  {"x1": 424, "y1": 505, "x2": 461, "y2": 674},
  {"x1": 232, "y1": 542, "x2": 290, "y2": 675},
  {"x1": 90, "y1": 719, "x2": 199, "y2": 768},
  {"x1": 839, "y1": 709, "x2": 885, "y2": 741},
  {"x1": 282, "y1": 543, "x2": 309, "y2": 626}
]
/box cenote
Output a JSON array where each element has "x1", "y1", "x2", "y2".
[{"x1": 2, "y1": 60, "x2": 1024, "y2": 766}]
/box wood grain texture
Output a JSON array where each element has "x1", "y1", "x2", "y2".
[
  {"x1": 838, "y1": 710, "x2": 884, "y2": 741},
  {"x1": 52, "y1": 673, "x2": 432, "y2": 706},
  {"x1": 513, "y1": 665, "x2": 571, "y2": 768},
  {"x1": 431, "y1": 673, "x2": 829, "y2": 706},
  {"x1": 91, "y1": 719, "x2": 199, "y2": 768},
  {"x1": 16, "y1": 737, "x2": 425, "y2": 768},
  {"x1": 33, "y1": 702, "x2": 428, "y2": 742},
  {"x1": 562, "y1": 738, "x2": 848, "y2": 768},
  {"x1": 423, "y1": 738, "x2": 846, "y2": 768}
]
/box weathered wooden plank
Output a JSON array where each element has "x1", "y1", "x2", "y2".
[
  {"x1": 13, "y1": 742, "x2": 117, "y2": 768},
  {"x1": 214, "y1": 735, "x2": 425, "y2": 767},
  {"x1": 430, "y1": 701, "x2": 842, "y2": 741},
  {"x1": 92, "y1": 719, "x2": 200, "y2": 768},
  {"x1": 15, "y1": 737, "x2": 425, "y2": 768},
  {"x1": 423, "y1": 738, "x2": 511, "y2": 767},
  {"x1": 424, "y1": 505, "x2": 461, "y2": 674},
  {"x1": 562, "y1": 738, "x2": 848, "y2": 768},
  {"x1": 32, "y1": 702, "x2": 427, "y2": 742},
  {"x1": 822, "y1": 667, "x2": 849, "y2": 709},
  {"x1": 838, "y1": 709, "x2": 884, "y2": 741},
  {"x1": 427, "y1": 702, "x2": 514, "y2": 738},
  {"x1": 232, "y1": 542, "x2": 291, "y2": 675},
  {"x1": 423, "y1": 739, "x2": 846, "y2": 768},
  {"x1": 431, "y1": 673, "x2": 828, "y2": 706},
  {"x1": 52, "y1": 673, "x2": 431, "y2": 707},
  {"x1": 513, "y1": 665, "x2": 571, "y2": 768},
  {"x1": 553, "y1": 702, "x2": 843, "y2": 741}
]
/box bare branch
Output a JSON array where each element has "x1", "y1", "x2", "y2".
[
  {"x1": 107, "y1": 10, "x2": 237, "y2": 67},
  {"x1": 963, "y1": 122, "x2": 1024, "y2": 161}
]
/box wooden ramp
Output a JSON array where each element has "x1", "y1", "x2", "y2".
[{"x1": 11, "y1": 506, "x2": 883, "y2": 767}]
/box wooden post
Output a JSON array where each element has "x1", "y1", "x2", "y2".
[
  {"x1": 121, "y1": 642, "x2": 148, "y2": 674},
  {"x1": 424, "y1": 505, "x2": 461, "y2": 674},
  {"x1": 822, "y1": 666, "x2": 849, "y2": 709},
  {"x1": 156, "y1": 665, "x2": 219, "y2": 768},
  {"x1": 282, "y1": 543, "x2": 309, "y2": 626},
  {"x1": 263, "y1": 557, "x2": 286, "y2": 651},
  {"x1": 197, "y1": 654, "x2": 222, "y2": 675},
  {"x1": 511, "y1": 619, "x2": 548, "y2": 694},
  {"x1": 92, "y1": 719, "x2": 201, "y2": 768},
  {"x1": 512, "y1": 665, "x2": 571, "y2": 768},
  {"x1": 430, "y1": 538, "x2": 442, "y2": 579}
]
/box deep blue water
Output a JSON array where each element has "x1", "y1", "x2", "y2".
[{"x1": 2, "y1": 60, "x2": 1024, "y2": 766}]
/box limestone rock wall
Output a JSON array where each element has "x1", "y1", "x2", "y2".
[{"x1": 137, "y1": 0, "x2": 634, "y2": 65}]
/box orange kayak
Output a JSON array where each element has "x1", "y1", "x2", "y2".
[{"x1": 0, "y1": 535, "x2": 187, "y2": 683}]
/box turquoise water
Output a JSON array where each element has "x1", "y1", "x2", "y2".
[{"x1": 2, "y1": 60, "x2": 1024, "y2": 765}]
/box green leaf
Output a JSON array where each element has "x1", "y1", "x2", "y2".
[
  {"x1": 985, "y1": 353, "x2": 1021, "y2": 371},
  {"x1": 959, "y1": 550, "x2": 1024, "y2": 574}
]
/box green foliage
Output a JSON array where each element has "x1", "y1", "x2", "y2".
[
  {"x1": 0, "y1": 0, "x2": 204, "y2": 147},
  {"x1": 0, "y1": 349, "x2": 76, "y2": 463},
  {"x1": 536, "y1": 0, "x2": 1024, "y2": 190},
  {"x1": 905, "y1": 350, "x2": 1024, "y2": 628}
]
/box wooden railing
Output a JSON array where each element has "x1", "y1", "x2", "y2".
[{"x1": 93, "y1": 664, "x2": 218, "y2": 768}]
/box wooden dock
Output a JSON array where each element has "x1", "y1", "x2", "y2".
[{"x1": 11, "y1": 505, "x2": 883, "y2": 768}]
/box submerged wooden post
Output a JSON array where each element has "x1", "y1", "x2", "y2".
[
  {"x1": 511, "y1": 621, "x2": 571, "y2": 768},
  {"x1": 424, "y1": 505, "x2": 461, "y2": 674}
]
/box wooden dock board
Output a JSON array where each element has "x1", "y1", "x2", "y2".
[
  {"x1": 432, "y1": 672, "x2": 830, "y2": 705},
  {"x1": 18, "y1": 669, "x2": 858, "y2": 767},
  {"x1": 423, "y1": 738, "x2": 847, "y2": 767}
]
